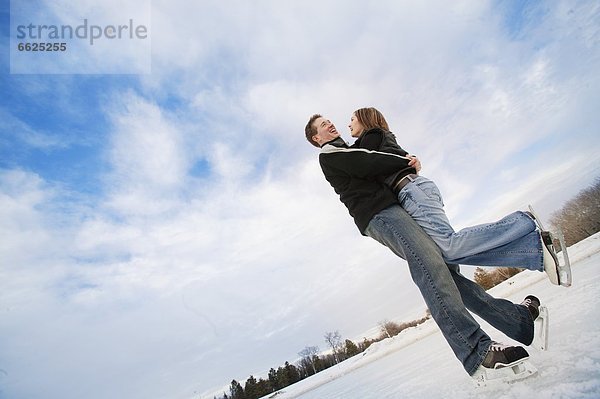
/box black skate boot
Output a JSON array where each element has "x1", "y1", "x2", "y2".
[
  {"x1": 520, "y1": 295, "x2": 540, "y2": 320},
  {"x1": 471, "y1": 342, "x2": 537, "y2": 386},
  {"x1": 521, "y1": 295, "x2": 549, "y2": 351},
  {"x1": 481, "y1": 342, "x2": 529, "y2": 369}
]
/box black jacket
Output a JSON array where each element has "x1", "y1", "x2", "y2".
[
  {"x1": 353, "y1": 128, "x2": 418, "y2": 187},
  {"x1": 318, "y1": 137, "x2": 411, "y2": 234}
]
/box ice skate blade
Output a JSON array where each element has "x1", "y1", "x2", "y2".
[
  {"x1": 472, "y1": 360, "x2": 538, "y2": 388},
  {"x1": 532, "y1": 306, "x2": 549, "y2": 351},
  {"x1": 555, "y1": 228, "x2": 572, "y2": 287},
  {"x1": 528, "y1": 205, "x2": 572, "y2": 287}
]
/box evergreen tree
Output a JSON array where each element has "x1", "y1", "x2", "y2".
[
  {"x1": 255, "y1": 378, "x2": 272, "y2": 397},
  {"x1": 359, "y1": 337, "x2": 374, "y2": 352},
  {"x1": 284, "y1": 361, "x2": 300, "y2": 385},
  {"x1": 275, "y1": 366, "x2": 289, "y2": 389},
  {"x1": 268, "y1": 368, "x2": 279, "y2": 391},
  {"x1": 243, "y1": 376, "x2": 259, "y2": 399},
  {"x1": 313, "y1": 353, "x2": 326, "y2": 373},
  {"x1": 229, "y1": 380, "x2": 244, "y2": 399},
  {"x1": 344, "y1": 339, "x2": 360, "y2": 357}
]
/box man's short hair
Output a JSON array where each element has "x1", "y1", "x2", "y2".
[{"x1": 305, "y1": 114, "x2": 322, "y2": 147}]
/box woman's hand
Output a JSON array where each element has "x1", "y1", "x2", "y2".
[{"x1": 407, "y1": 155, "x2": 421, "y2": 173}]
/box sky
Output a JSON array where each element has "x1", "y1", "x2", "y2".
[{"x1": 0, "y1": 1, "x2": 599, "y2": 398}]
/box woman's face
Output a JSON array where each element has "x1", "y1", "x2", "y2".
[{"x1": 349, "y1": 113, "x2": 365, "y2": 138}]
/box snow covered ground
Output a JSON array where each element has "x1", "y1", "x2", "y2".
[{"x1": 262, "y1": 233, "x2": 600, "y2": 399}]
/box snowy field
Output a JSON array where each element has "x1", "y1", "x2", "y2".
[{"x1": 262, "y1": 233, "x2": 600, "y2": 399}]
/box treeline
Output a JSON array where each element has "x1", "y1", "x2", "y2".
[
  {"x1": 549, "y1": 178, "x2": 600, "y2": 247},
  {"x1": 214, "y1": 313, "x2": 431, "y2": 399},
  {"x1": 474, "y1": 266, "x2": 523, "y2": 290},
  {"x1": 474, "y1": 178, "x2": 600, "y2": 290}
]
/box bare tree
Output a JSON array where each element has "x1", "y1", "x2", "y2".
[
  {"x1": 379, "y1": 320, "x2": 405, "y2": 339},
  {"x1": 324, "y1": 331, "x2": 343, "y2": 364},
  {"x1": 550, "y1": 178, "x2": 600, "y2": 246},
  {"x1": 475, "y1": 266, "x2": 523, "y2": 290},
  {"x1": 298, "y1": 346, "x2": 320, "y2": 374}
]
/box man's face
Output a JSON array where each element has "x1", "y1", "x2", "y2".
[{"x1": 312, "y1": 117, "x2": 340, "y2": 146}]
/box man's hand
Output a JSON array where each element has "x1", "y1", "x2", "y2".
[{"x1": 407, "y1": 155, "x2": 421, "y2": 173}]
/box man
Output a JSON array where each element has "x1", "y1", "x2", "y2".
[{"x1": 305, "y1": 114, "x2": 540, "y2": 383}]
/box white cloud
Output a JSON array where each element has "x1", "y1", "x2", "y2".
[{"x1": 108, "y1": 94, "x2": 188, "y2": 188}]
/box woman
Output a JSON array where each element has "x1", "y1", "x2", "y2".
[{"x1": 348, "y1": 107, "x2": 571, "y2": 287}]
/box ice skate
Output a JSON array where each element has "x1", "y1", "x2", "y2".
[
  {"x1": 527, "y1": 205, "x2": 572, "y2": 287},
  {"x1": 521, "y1": 295, "x2": 549, "y2": 351},
  {"x1": 554, "y1": 228, "x2": 572, "y2": 286},
  {"x1": 471, "y1": 342, "x2": 537, "y2": 387}
]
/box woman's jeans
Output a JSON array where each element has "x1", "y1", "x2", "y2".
[
  {"x1": 398, "y1": 176, "x2": 544, "y2": 272},
  {"x1": 365, "y1": 205, "x2": 534, "y2": 375}
]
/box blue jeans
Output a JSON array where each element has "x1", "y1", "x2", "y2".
[
  {"x1": 398, "y1": 176, "x2": 543, "y2": 271},
  {"x1": 365, "y1": 205, "x2": 534, "y2": 375}
]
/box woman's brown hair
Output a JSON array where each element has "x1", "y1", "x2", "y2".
[{"x1": 353, "y1": 107, "x2": 390, "y2": 132}]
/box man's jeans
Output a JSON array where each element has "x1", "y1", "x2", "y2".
[
  {"x1": 398, "y1": 176, "x2": 544, "y2": 272},
  {"x1": 365, "y1": 205, "x2": 534, "y2": 375}
]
